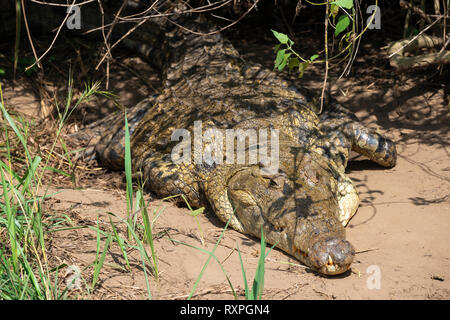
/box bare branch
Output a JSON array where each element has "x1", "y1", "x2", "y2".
[
  {"x1": 24, "y1": 0, "x2": 78, "y2": 72},
  {"x1": 30, "y1": 0, "x2": 96, "y2": 7}
]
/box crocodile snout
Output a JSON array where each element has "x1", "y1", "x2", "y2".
[{"x1": 308, "y1": 237, "x2": 355, "y2": 275}]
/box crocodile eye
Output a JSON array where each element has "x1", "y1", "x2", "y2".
[
  {"x1": 269, "y1": 178, "x2": 281, "y2": 188},
  {"x1": 265, "y1": 173, "x2": 286, "y2": 189}
]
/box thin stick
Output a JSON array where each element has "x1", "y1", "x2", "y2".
[
  {"x1": 160, "y1": 0, "x2": 260, "y2": 37},
  {"x1": 94, "y1": 0, "x2": 162, "y2": 69},
  {"x1": 95, "y1": 15, "x2": 152, "y2": 69},
  {"x1": 319, "y1": 1, "x2": 329, "y2": 114},
  {"x1": 21, "y1": 0, "x2": 42, "y2": 70},
  {"x1": 24, "y1": 0, "x2": 77, "y2": 72},
  {"x1": 399, "y1": 0, "x2": 432, "y2": 24},
  {"x1": 355, "y1": 248, "x2": 379, "y2": 254},
  {"x1": 442, "y1": 0, "x2": 448, "y2": 55},
  {"x1": 100, "y1": 0, "x2": 130, "y2": 89},
  {"x1": 388, "y1": 16, "x2": 443, "y2": 58},
  {"x1": 220, "y1": 245, "x2": 236, "y2": 265},
  {"x1": 31, "y1": 0, "x2": 95, "y2": 7}
]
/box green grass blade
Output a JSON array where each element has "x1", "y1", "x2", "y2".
[
  {"x1": 236, "y1": 244, "x2": 251, "y2": 300},
  {"x1": 92, "y1": 231, "x2": 112, "y2": 289},
  {"x1": 139, "y1": 194, "x2": 158, "y2": 279},
  {"x1": 187, "y1": 216, "x2": 232, "y2": 300},
  {"x1": 42, "y1": 166, "x2": 71, "y2": 177},
  {"x1": 108, "y1": 216, "x2": 131, "y2": 271},
  {"x1": 124, "y1": 111, "x2": 133, "y2": 240},
  {"x1": 141, "y1": 258, "x2": 152, "y2": 300},
  {"x1": 16, "y1": 242, "x2": 43, "y2": 299},
  {"x1": 123, "y1": 218, "x2": 156, "y2": 277},
  {"x1": 1, "y1": 168, "x2": 18, "y2": 271},
  {"x1": 170, "y1": 237, "x2": 237, "y2": 300},
  {"x1": 21, "y1": 156, "x2": 41, "y2": 193},
  {"x1": 0, "y1": 102, "x2": 31, "y2": 163},
  {"x1": 251, "y1": 227, "x2": 266, "y2": 300}
]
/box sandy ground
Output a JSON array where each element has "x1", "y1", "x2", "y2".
[{"x1": 1, "y1": 21, "x2": 449, "y2": 300}]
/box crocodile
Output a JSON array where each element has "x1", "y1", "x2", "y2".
[{"x1": 71, "y1": 3, "x2": 397, "y2": 275}]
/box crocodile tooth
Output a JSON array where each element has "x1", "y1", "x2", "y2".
[{"x1": 328, "y1": 256, "x2": 334, "y2": 265}]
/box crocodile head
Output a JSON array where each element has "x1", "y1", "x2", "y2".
[{"x1": 226, "y1": 158, "x2": 355, "y2": 276}]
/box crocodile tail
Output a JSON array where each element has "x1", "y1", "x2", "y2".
[{"x1": 351, "y1": 123, "x2": 397, "y2": 168}]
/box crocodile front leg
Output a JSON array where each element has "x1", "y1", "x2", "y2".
[{"x1": 203, "y1": 165, "x2": 246, "y2": 233}]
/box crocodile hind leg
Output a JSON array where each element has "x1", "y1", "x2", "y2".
[
  {"x1": 71, "y1": 97, "x2": 157, "y2": 170},
  {"x1": 318, "y1": 102, "x2": 397, "y2": 226},
  {"x1": 351, "y1": 123, "x2": 397, "y2": 168},
  {"x1": 319, "y1": 102, "x2": 397, "y2": 169}
]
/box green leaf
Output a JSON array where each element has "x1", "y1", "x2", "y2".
[
  {"x1": 310, "y1": 54, "x2": 319, "y2": 61},
  {"x1": 287, "y1": 57, "x2": 300, "y2": 71},
  {"x1": 0, "y1": 68, "x2": 5, "y2": 75},
  {"x1": 271, "y1": 30, "x2": 289, "y2": 45},
  {"x1": 335, "y1": 15, "x2": 351, "y2": 36},
  {"x1": 332, "y1": 0, "x2": 353, "y2": 9},
  {"x1": 298, "y1": 61, "x2": 311, "y2": 79},
  {"x1": 274, "y1": 49, "x2": 286, "y2": 70},
  {"x1": 278, "y1": 52, "x2": 291, "y2": 72}
]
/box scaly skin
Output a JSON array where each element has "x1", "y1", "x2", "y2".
[{"x1": 75, "y1": 3, "x2": 397, "y2": 275}]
